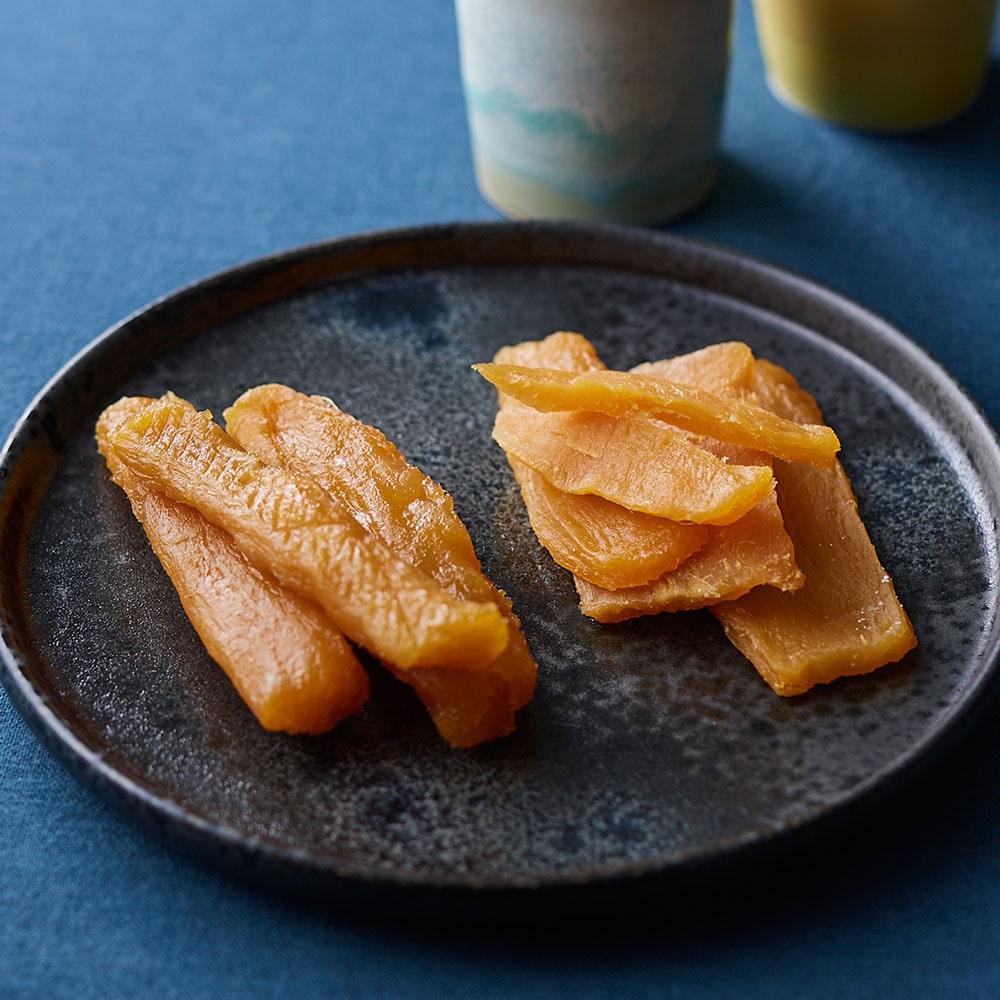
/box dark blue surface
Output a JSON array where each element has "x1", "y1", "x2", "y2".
[{"x1": 3, "y1": 1, "x2": 999, "y2": 996}]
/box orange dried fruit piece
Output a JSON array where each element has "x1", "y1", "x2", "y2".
[
  {"x1": 576, "y1": 491, "x2": 804, "y2": 621},
  {"x1": 490, "y1": 332, "x2": 710, "y2": 586},
  {"x1": 493, "y1": 330, "x2": 608, "y2": 374},
  {"x1": 711, "y1": 359, "x2": 917, "y2": 696},
  {"x1": 225, "y1": 385, "x2": 518, "y2": 631},
  {"x1": 106, "y1": 393, "x2": 510, "y2": 673},
  {"x1": 506, "y1": 454, "x2": 710, "y2": 589},
  {"x1": 382, "y1": 664, "x2": 515, "y2": 748},
  {"x1": 473, "y1": 363, "x2": 841, "y2": 467},
  {"x1": 631, "y1": 340, "x2": 757, "y2": 396},
  {"x1": 224, "y1": 384, "x2": 536, "y2": 748},
  {"x1": 571, "y1": 340, "x2": 803, "y2": 617},
  {"x1": 491, "y1": 406, "x2": 775, "y2": 525},
  {"x1": 96, "y1": 398, "x2": 369, "y2": 734}
]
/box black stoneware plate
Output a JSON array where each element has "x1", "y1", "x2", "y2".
[{"x1": 2, "y1": 222, "x2": 999, "y2": 911}]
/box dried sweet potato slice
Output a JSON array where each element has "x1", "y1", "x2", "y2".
[
  {"x1": 97, "y1": 398, "x2": 369, "y2": 734},
  {"x1": 224, "y1": 384, "x2": 536, "y2": 747},
  {"x1": 490, "y1": 333, "x2": 710, "y2": 586},
  {"x1": 493, "y1": 330, "x2": 607, "y2": 374},
  {"x1": 474, "y1": 364, "x2": 840, "y2": 467},
  {"x1": 507, "y1": 454, "x2": 710, "y2": 588},
  {"x1": 631, "y1": 341, "x2": 756, "y2": 396},
  {"x1": 576, "y1": 491, "x2": 804, "y2": 621},
  {"x1": 711, "y1": 360, "x2": 917, "y2": 696},
  {"x1": 383, "y1": 663, "x2": 515, "y2": 748},
  {"x1": 224, "y1": 386, "x2": 517, "y2": 627},
  {"x1": 492, "y1": 405, "x2": 774, "y2": 525},
  {"x1": 573, "y1": 343, "x2": 803, "y2": 617},
  {"x1": 107, "y1": 394, "x2": 510, "y2": 673}
]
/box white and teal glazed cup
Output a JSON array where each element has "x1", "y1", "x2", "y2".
[{"x1": 455, "y1": 0, "x2": 734, "y2": 225}]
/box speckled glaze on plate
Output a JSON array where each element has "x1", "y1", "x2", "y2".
[{"x1": 1, "y1": 222, "x2": 998, "y2": 911}]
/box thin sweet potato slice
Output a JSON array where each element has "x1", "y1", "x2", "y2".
[
  {"x1": 631, "y1": 341, "x2": 756, "y2": 395},
  {"x1": 576, "y1": 491, "x2": 804, "y2": 621},
  {"x1": 224, "y1": 384, "x2": 536, "y2": 747},
  {"x1": 474, "y1": 363, "x2": 841, "y2": 467},
  {"x1": 493, "y1": 330, "x2": 607, "y2": 374},
  {"x1": 573, "y1": 343, "x2": 803, "y2": 617},
  {"x1": 507, "y1": 454, "x2": 710, "y2": 588},
  {"x1": 97, "y1": 398, "x2": 369, "y2": 734},
  {"x1": 711, "y1": 360, "x2": 917, "y2": 696},
  {"x1": 107, "y1": 394, "x2": 510, "y2": 673},
  {"x1": 492, "y1": 405, "x2": 774, "y2": 524},
  {"x1": 491, "y1": 332, "x2": 709, "y2": 586}
]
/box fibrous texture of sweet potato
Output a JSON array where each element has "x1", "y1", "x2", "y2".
[
  {"x1": 506, "y1": 454, "x2": 710, "y2": 588},
  {"x1": 481, "y1": 331, "x2": 914, "y2": 697},
  {"x1": 576, "y1": 491, "x2": 804, "y2": 621},
  {"x1": 494, "y1": 330, "x2": 607, "y2": 375},
  {"x1": 106, "y1": 393, "x2": 510, "y2": 673},
  {"x1": 224, "y1": 384, "x2": 536, "y2": 747},
  {"x1": 711, "y1": 360, "x2": 917, "y2": 696},
  {"x1": 474, "y1": 363, "x2": 841, "y2": 467},
  {"x1": 97, "y1": 398, "x2": 369, "y2": 734},
  {"x1": 571, "y1": 341, "x2": 803, "y2": 618},
  {"x1": 492, "y1": 406, "x2": 775, "y2": 525},
  {"x1": 223, "y1": 386, "x2": 515, "y2": 628},
  {"x1": 631, "y1": 340, "x2": 756, "y2": 396},
  {"x1": 490, "y1": 333, "x2": 710, "y2": 586}
]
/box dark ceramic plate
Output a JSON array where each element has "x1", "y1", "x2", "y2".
[{"x1": 2, "y1": 222, "x2": 999, "y2": 908}]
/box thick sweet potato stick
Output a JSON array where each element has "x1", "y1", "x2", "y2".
[
  {"x1": 107, "y1": 394, "x2": 510, "y2": 672},
  {"x1": 97, "y1": 398, "x2": 369, "y2": 734},
  {"x1": 225, "y1": 384, "x2": 536, "y2": 747}
]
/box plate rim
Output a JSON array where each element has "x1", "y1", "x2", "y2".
[{"x1": 3, "y1": 218, "x2": 1000, "y2": 898}]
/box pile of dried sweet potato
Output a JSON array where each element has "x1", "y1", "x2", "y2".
[
  {"x1": 96, "y1": 332, "x2": 916, "y2": 750},
  {"x1": 475, "y1": 332, "x2": 916, "y2": 697},
  {"x1": 97, "y1": 386, "x2": 536, "y2": 746}
]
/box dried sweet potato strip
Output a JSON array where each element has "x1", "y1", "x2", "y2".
[
  {"x1": 493, "y1": 331, "x2": 607, "y2": 374},
  {"x1": 490, "y1": 333, "x2": 710, "y2": 585},
  {"x1": 576, "y1": 491, "x2": 804, "y2": 621},
  {"x1": 630, "y1": 341, "x2": 756, "y2": 395},
  {"x1": 474, "y1": 363, "x2": 840, "y2": 467},
  {"x1": 382, "y1": 662, "x2": 515, "y2": 748},
  {"x1": 507, "y1": 455, "x2": 710, "y2": 588},
  {"x1": 224, "y1": 387, "x2": 506, "y2": 615},
  {"x1": 108, "y1": 394, "x2": 510, "y2": 672},
  {"x1": 572, "y1": 343, "x2": 802, "y2": 617},
  {"x1": 224, "y1": 384, "x2": 536, "y2": 747},
  {"x1": 711, "y1": 360, "x2": 917, "y2": 696},
  {"x1": 492, "y1": 405, "x2": 774, "y2": 524},
  {"x1": 97, "y1": 398, "x2": 369, "y2": 734}
]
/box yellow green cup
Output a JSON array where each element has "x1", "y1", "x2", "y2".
[{"x1": 751, "y1": 0, "x2": 998, "y2": 130}]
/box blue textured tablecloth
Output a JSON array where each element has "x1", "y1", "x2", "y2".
[{"x1": 3, "y1": 1, "x2": 1000, "y2": 996}]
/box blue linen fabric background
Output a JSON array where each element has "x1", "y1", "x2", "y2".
[{"x1": 2, "y1": 1, "x2": 999, "y2": 997}]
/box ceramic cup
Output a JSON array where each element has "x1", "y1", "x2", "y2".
[
  {"x1": 752, "y1": 0, "x2": 998, "y2": 131},
  {"x1": 454, "y1": 0, "x2": 734, "y2": 225}
]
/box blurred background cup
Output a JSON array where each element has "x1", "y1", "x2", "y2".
[
  {"x1": 751, "y1": 0, "x2": 999, "y2": 131},
  {"x1": 454, "y1": 0, "x2": 734, "y2": 225}
]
